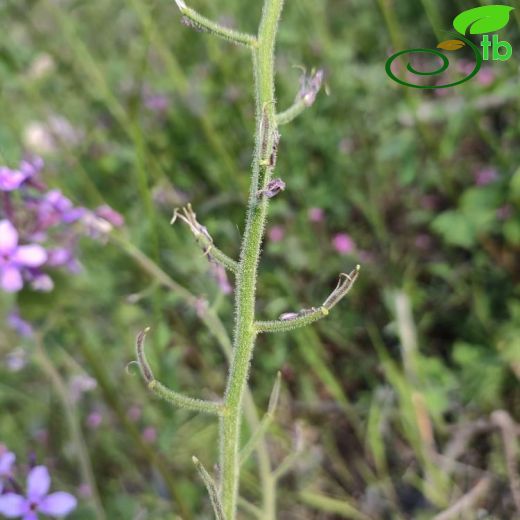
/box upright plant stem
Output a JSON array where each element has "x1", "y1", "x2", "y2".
[
  {"x1": 34, "y1": 337, "x2": 106, "y2": 520},
  {"x1": 220, "y1": 0, "x2": 284, "y2": 516}
]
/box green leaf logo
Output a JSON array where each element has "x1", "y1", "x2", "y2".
[{"x1": 453, "y1": 5, "x2": 515, "y2": 35}]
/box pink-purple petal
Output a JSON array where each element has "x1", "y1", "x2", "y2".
[
  {"x1": 22, "y1": 513, "x2": 38, "y2": 520},
  {"x1": 0, "y1": 451, "x2": 16, "y2": 475},
  {"x1": 0, "y1": 168, "x2": 26, "y2": 191},
  {"x1": 27, "y1": 466, "x2": 51, "y2": 500},
  {"x1": 1, "y1": 267, "x2": 23, "y2": 293},
  {"x1": 0, "y1": 493, "x2": 26, "y2": 517},
  {"x1": 0, "y1": 220, "x2": 19, "y2": 254},
  {"x1": 39, "y1": 492, "x2": 77, "y2": 517},
  {"x1": 12, "y1": 245, "x2": 48, "y2": 267}
]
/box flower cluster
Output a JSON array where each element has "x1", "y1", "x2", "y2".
[
  {"x1": 0, "y1": 447, "x2": 76, "y2": 519},
  {"x1": 0, "y1": 157, "x2": 123, "y2": 293}
]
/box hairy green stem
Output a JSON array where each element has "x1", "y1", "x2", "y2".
[
  {"x1": 112, "y1": 230, "x2": 275, "y2": 513},
  {"x1": 220, "y1": 0, "x2": 284, "y2": 517}
]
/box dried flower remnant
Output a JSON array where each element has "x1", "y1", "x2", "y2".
[
  {"x1": 257, "y1": 178, "x2": 286, "y2": 199},
  {"x1": 0, "y1": 465, "x2": 77, "y2": 519},
  {"x1": 298, "y1": 69, "x2": 325, "y2": 107}
]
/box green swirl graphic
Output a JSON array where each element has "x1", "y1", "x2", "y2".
[{"x1": 385, "y1": 35, "x2": 483, "y2": 89}]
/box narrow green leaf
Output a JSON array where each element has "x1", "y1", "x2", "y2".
[{"x1": 453, "y1": 5, "x2": 514, "y2": 35}]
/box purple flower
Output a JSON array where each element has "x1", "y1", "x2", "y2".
[
  {"x1": 144, "y1": 93, "x2": 170, "y2": 114},
  {"x1": 0, "y1": 450, "x2": 16, "y2": 493},
  {"x1": 0, "y1": 465, "x2": 76, "y2": 519},
  {"x1": 210, "y1": 263, "x2": 232, "y2": 295},
  {"x1": 19, "y1": 157, "x2": 44, "y2": 183},
  {"x1": 94, "y1": 205, "x2": 124, "y2": 228},
  {"x1": 0, "y1": 220, "x2": 47, "y2": 293},
  {"x1": 86, "y1": 412, "x2": 102, "y2": 430},
  {"x1": 127, "y1": 406, "x2": 142, "y2": 423},
  {"x1": 474, "y1": 167, "x2": 498, "y2": 186},
  {"x1": 142, "y1": 427, "x2": 157, "y2": 444},
  {"x1": 308, "y1": 207, "x2": 324, "y2": 223},
  {"x1": 34, "y1": 190, "x2": 86, "y2": 229},
  {"x1": 6, "y1": 348, "x2": 28, "y2": 372},
  {"x1": 0, "y1": 158, "x2": 44, "y2": 192},
  {"x1": 332, "y1": 233, "x2": 355, "y2": 255},
  {"x1": 28, "y1": 272, "x2": 54, "y2": 293},
  {"x1": 7, "y1": 311, "x2": 34, "y2": 338},
  {"x1": 0, "y1": 168, "x2": 27, "y2": 192},
  {"x1": 477, "y1": 66, "x2": 495, "y2": 86},
  {"x1": 47, "y1": 248, "x2": 81, "y2": 274},
  {"x1": 267, "y1": 226, "x2": 285, "y2": 243}
]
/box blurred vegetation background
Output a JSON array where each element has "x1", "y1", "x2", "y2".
[{"x1": 1, "y1": 0, "x2": 520, "y2": 518}]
